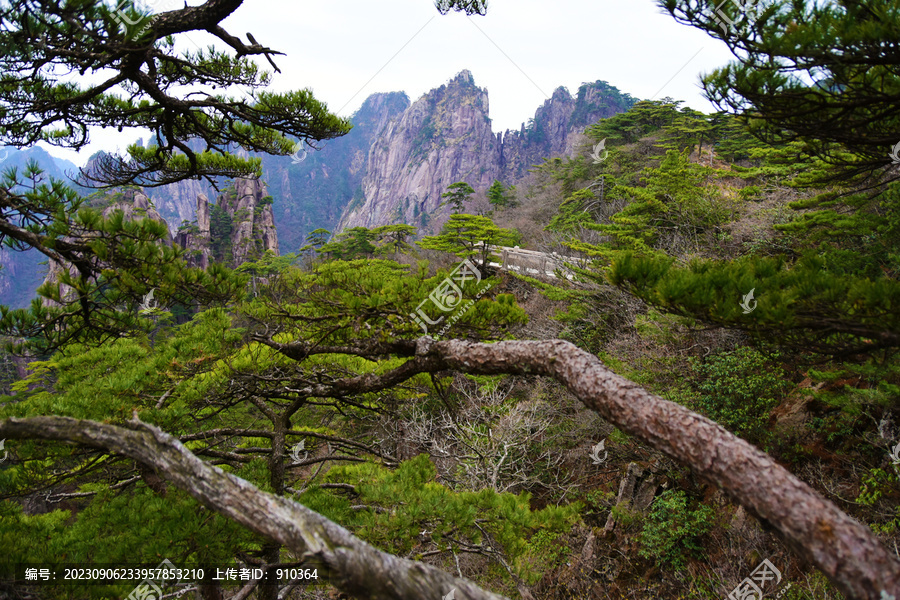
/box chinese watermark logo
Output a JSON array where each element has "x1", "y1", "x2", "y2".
[
  {"x1": 0, "y1": 439, "x2": 7, "y2": 463},
  {"x1": 112, "y1": 0, "x2": 181, "y2": 40},
  {"x1": 711, "y1": 0, "x2": 769, "y2": 36},
  {"x1": 589, "y1": 439, "x2": 608, "y2": 465},
  {"x1": 725, "y1": 558, "x2": 789, "y2": 600},
  {"x1": 890, "y1": 441, "x2": 900, "y2": 465},
  {"x1": 740, "y1": 288, "x2": 757, "y2": 314},
  {"x1": 889, "y1": 141, "x2": 900, "y2": 165},
  {"x1": 410, "y1": 258, "x2": 492, "y2": 337},
  {"x1": 589, "y1": 139, "x2": 608, "y2": 164},
  {"x1": 126, "y1": 558, "x2": 178, "y2": 600},
  {"x1": 0, "y1": 150, "x2": 7, "y2": 162},
  {"x1": 138, "y1": 288, "x2": 158, "y2": 315},
  {"x1": 290, "y1": 141, "x2": 308, "y2": 164},
  {"x1": 290, "y1": 440, "x2": 308, "y2": 465}
]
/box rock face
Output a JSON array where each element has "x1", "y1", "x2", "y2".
[
  {"x1": 154, "y1": 177, "x2": 214, "y2": 233},
  {"x1": 338, "y1": 71, "x2": 636, "y2": 234},
  {"x1": 173, "y1": 193, "x2": 211, "y2": 269},
  {"x1": 498, "y1": 82, "x2": 634, "y2": 180},
  {"x1": 221, "y1": 177, "x2": 279, "y2": 266},
  {"x1": 43, "y1": 179, "x2": 278, "y2": 303},
  {"x1": 341, "y1": 71, "x2": 501, "y2": 233},
  {"x1": 42, "y1": 188, "x2": 173, "y2": 306},
  {"x1": 175, "y1": 176, "x2": 278, "y2": 268},
  {"x1": 260, "y1": 91, "x2": 410, "y2": 253},
  {"x1": 137, "y1": 92, "x2": 409, "y2": 255}
]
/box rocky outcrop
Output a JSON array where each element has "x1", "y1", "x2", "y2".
[
  {"x1": 338, "y1": 72, "x2": 637, "y2": 234},
  {"x1": 42, "y1": 179, "x2": 278, "y2": 304},
  {"x1": 42, "y1": 188, "x2": 173, "y2": 306},
  {"x1": 173, "y1": 193, "x2": 211, "y2": 269},
  {"x1": 499, "y1": 81, "x2": 635, "y2": 180},
  {"x1": 175, "y1": 177, "x2": 278, "y2": 268},
  {"x1": 259, "y1": 91, "x2": 409, "y2": 253},
  {"x1": 220, "y1": 177, "x2": 278, "y2": 266},
  {"x1": 154, "y1": 177, "x2": 215, "y2": 233},
  {"x1": 340, "y1": 71, "x2": 501, "y2": 233},
  {"x1": 107, "y1": 188, "x2": 173, "y2": 242}
]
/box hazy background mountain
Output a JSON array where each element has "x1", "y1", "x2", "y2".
[{"x1": 0, "y1": 146, "x2": 82, "y2": 309}]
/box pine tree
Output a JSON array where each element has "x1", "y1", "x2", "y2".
[
  {"x1": 660, "y1": 0, "x2": 900, "y2": 182},
  {"x1": 487, "y1": 180, "x2": 518, "y2": 209},
  {"x1": 440, "y1": 181, "x2": 476, "y2": 214},
  {"x1": 418, "y1": 214, "x2": 519, "y2": 269},
  {"x1": 0, "y1": 0, "x2": 351, "y2": 351},
  {"x1": 372, "y1": 224, "x2": 417, "y2": 254}
]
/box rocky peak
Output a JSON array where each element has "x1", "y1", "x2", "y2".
[
  {"x1": 176, "y1": 176, "x2": 278, "y2": 268},
  {"x1": 258, "y1": 90, "x2": 410, "y2": 253},
  {"x1": 499, "y1": 80, "x2": 637, "y2": 180},
  {"x1": 174, "y1": 193, "x2": 211, "y2": 269},
  {"x1": 338, "y1": 73, "x2": 637, "y2": 234},
  {"x1": 339, "y1": 71, "x2": 500, "y2": 233},
  {"x1": 221, "y1": 176, "x2": 278, "y2": 265}
]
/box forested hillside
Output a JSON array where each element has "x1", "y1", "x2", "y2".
[{"x1": 1, "y1": 1, "x2": 899, "y2": 600}]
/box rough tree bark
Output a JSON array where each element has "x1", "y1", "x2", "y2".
[
  {"x1": 0, "y1": 416, "x2": 506, "y2": 600},
  {"x1": 417, "y1": 339, "x2": 900, "y2": 600},
  {"x1": 3, "y1": 338, "x2": 900, "y2": 599}
]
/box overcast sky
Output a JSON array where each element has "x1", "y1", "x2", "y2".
[{"x1": 44, "y1": 0, "x2": 737, "y2": 166}]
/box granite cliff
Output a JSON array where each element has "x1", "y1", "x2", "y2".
[
  {"x1": 41, "y1": 178, "x2": 277, "y2": 305},
  {"x1": 42, "y1": 187, "x2": 173, "y2": 306},
  {"x1": 174, "y1": 176, "x2": 278, "y2": 269},
  {"x1": 338, "y1": 70, "x2": 636, "y2": 234},
  {"x1": 0, "y1": 72, "x2": 635, "y2": 307},
  {"x1": 146, "y1": 92, "x2": 409, "y2": 254}
]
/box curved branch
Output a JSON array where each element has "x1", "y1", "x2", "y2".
[
  {"x1": 0, "y1": 416, "x2": 506, "y2": 600},
  {"x1": 414, "y1": 339, "x2": 899, "y2": 600},
  {"x1": 3, "y1": 338, "x2": 899, "y2": 598}
]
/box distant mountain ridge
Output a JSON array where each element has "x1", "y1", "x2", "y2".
[
  {"x1": 339, "y1": 70, "x2": 637, "y2": 233},
  {"x1": 0, "y1": 72, "x2": 638, "y2": 307},
  {"x1": 0, "y1": 146, "x2": 83, "y2": 308}
]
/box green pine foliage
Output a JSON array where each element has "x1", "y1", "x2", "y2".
[
  {"x1": 688, "y1": 347, "x2": 792, "y2": 444},
  {"x1": 487, "y1": 180, "x2": 518, "y2": 209},
  {"x1": 4, "y1": 2, "x2": 900, "y2": 597},
  {"x1": 298, "y1": 454, "x2": 579, "y2": 586},
  {"x1": 638, "y1": 489, "x2": 714, "y2": 571},
  {"x1": 440, "y1": 181, "x2": 476, "y2": 214},
  {"x1": 418, "y1": 214, "x2": 520, "y2": 268}
]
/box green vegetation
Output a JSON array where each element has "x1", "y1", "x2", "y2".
[
  {"x1": 487, "y1": 180, "x2": 518, "y2": 209},
  {"x1": 639, "y1": 489, "x2": 715, "y2": 571},
  {"x1": 418, "y1": 214, "x2": 520, "y2": 268},
  {"x1": 2, "y1": 1, "x2": 900, "y2": 599},
  {"x1": 689, "y1": 347, "x2": 792, "y2": 445},
  {"x1": 440, "y1": 181, "x2": 476, "y2": 214}
]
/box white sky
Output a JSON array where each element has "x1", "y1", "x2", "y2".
[{"x1": 43, "y1": 0, "x2": 737, "y2": 167}]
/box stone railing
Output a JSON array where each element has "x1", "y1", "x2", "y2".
[{"x1": 476, "y1": 243, "x2": 583, "y2": 278}]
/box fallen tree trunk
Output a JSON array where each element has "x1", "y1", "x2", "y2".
[
  {"x1": 4, "y1": 337, "x2": 900, "y2": 599},
  {"x1": 0, "y1": 416, "x2": 507, "y2": 600},
  {"x1": 415, "y1": 338, "x2": 900, "y2": 600}
]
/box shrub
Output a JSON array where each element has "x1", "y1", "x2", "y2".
[
  {"x1": 639, "y1": 489, "x2": 714, "y2": 571},
  {"x1": 689, "y1": 347, "x2": 792, "y2": 444}
]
